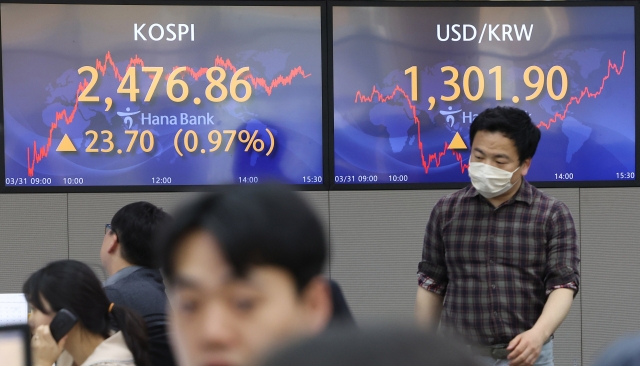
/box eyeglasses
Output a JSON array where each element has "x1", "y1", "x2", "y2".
[{"x1": 105, "y1": 224, "x2": 114, "y2": 235}]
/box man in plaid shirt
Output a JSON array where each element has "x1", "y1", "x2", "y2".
[{"x1": 415, "y1": 107, "x2": 580, "y2": 366}]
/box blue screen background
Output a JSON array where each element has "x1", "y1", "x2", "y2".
[
  {"x1": 2, "y1": 4, "x2": 323, "y2": 187},
  {"x1": 333, "y1": 6, "x2": 635, "y2": 184}
]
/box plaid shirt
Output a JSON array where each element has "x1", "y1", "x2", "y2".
[{"x1": 417, "y1": 180, "x2": 580, "y2": 345}]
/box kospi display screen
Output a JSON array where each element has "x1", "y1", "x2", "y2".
[
  {"x1": 332, "y1": 4, "x2": 636, "y2": 186},
  {"x1": 1, "y1": 3, "x2": 324, "y2": 190}
]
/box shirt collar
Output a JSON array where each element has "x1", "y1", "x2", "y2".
[
  {"x1": 464, "y1": 179, "x2": 534, "y2": 206},
  {"x1": 104, "y1": 265, "x2": 143, "y2": 287},
  {"x1": 81, "y1": 331, "x2": 133, "y2": 366}
]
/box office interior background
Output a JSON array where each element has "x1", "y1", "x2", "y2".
[{"x1": 0, "y1": 1, "x2": 638, "y2": 365}]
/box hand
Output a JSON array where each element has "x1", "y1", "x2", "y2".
[
  {"x1": 506, "y1": 328, "x2": 547, "y2": 366},
  {"x1": 32, "y1": 325, "x2": 67, "y2": 366}
]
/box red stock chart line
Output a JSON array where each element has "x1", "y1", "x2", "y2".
[
  {"x1": 26, "y1": 51, "x2": 311, "y2": 176},
  {"x1": 537, "y1": 50, "x2": 625, "y2": 129},
  {"x1": 354, "y1": 85, "x2": 468, "y2": 174},
  {"x1": 354, "y1": 50, "x2": 626, "y2": 175}
]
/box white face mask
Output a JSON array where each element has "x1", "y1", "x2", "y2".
[{"x1": 468, "y1": 162, "x2": 520, "y2": 199}]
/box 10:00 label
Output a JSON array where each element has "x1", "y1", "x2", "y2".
[{"x1": 63, "y1": 178, "x2": 84, "y2": 185}]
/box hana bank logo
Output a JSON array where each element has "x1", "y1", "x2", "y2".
[
  {"x1": 440, "y1": 106, "x2": 462, "y2": 127},
  {"x1": 117, "y1": 108, "x2": 141, "y2": 129}
]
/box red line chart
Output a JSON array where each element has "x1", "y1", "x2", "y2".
[
  {"x1": 537, "y1": 50, "x2": 625, "y2": 129},
  {"x1": 26, "y1": 51, "x2": 311, "y2": 176},
  {"x1": 355, "y1": 85, "x2": 468, "y2": 174},
  {"x1": 354, "y1": 50, "x2": 626, "y2": 175}
]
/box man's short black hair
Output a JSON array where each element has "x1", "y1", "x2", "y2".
[
  {"x1": 159, "y1": 185, "x2": 327, "y2": 292},
  {"x1": 111, "y1": 201, "x2": 172, "y2": 269},
  {"x1": 260, "y1": 327, "x2": 481, "y2": 366},
  {"x1": 469, "y1": 106, "x2": 541, "y2": 164}
]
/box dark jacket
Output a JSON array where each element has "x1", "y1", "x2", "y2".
[{"x1": 104, "y1": 267, "x2": 176, "y2": 366}]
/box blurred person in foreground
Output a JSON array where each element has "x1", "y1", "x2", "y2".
[
  {"x1": 24, "y1": 260, "x2": 149, "y2": 366},
  {"x1": 159, "y1": 185, "x2": 333, "y2": 366},
  {"x1": 260, "y1": 327, "x2": 481, "y2": 366},
  {"x1": 593, "y1": 332, "x2": 640, "y2": 366},
  {"x1": 101, "y1": 201, "x2": 176, "y2": 366},
  {"x1": 415, "y1": 107, "x2": 580, "y2": 366}
]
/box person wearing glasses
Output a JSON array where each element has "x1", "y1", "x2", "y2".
[{"x1": 101, "y1": 202, "x2": 175, "y2": 366}]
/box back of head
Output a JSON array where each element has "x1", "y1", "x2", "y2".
[
  {"x1": 469, "y1": 106, "x2": 541, "y2": 163},
  {"x1": 260, "y1": 327, "x2": 480, "y2": 366},
  {"x1": 593, "y1": 333, "x2": 640, "y2": 366},
  {"x1": 111, "y1": 201, "x2": 172, "y2": 268},
  {"x1": 23, "y1": 260, "x2": 150, "y2": 366},
  {"x1": 161, "y1": 185, "x2": 327, "y2": 291}
]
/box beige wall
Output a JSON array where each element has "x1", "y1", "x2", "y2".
[{"x1": 1, "y1": 188, "x2": 639, "y2": 365}]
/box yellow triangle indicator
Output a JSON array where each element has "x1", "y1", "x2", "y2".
[
  {"x1": 56, "y1": 134, "x2": 77, "y2": 152},
  {"x1": 448, "y1": 132, "x2": 468, "y2": 150}
]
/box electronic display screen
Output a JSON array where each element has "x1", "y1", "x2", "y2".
[
  {"x1": 2, "y1": 3, "x2": 324, "y2": 189},
  {"x1": 0, "y1": 328, "x2": 28, "y2": 366},
  {"x1": 333, "y1": 5, "x2": 635, "y2": 186}
]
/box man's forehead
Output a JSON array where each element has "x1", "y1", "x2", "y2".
[
  {"x1": 170, "y1": 263, "x2": 296, "y2": 295},
  {"x1": 169, "y1": 229, "x2": 299, "y2": 294},
  {"x1": 473, "y1": 132, "x2": 517, "y2": 155},
  {"x1": 170, "y1": 230, "x2": 234, "y2": 289}
]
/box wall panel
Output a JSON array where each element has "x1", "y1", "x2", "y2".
[
  {"x1": 542, "y1": 188, "x2": 582, "y2": 366},
  {"x1": 329, "y1": 189, "x2": 454, "y2": 324},
  {"x1": 0, "y1": 194, "x2": 68, "y2": 292},
  {"x1": 300, "y1": 191, "x2": 331, "y2": 276},
  {"x1": 580, "y1": 188, "x2": 640, "y2": 365}
]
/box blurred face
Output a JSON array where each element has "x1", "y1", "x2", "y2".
[
  {"x1": 28, "y1": 297, "x2": 55, "y2": 335},
  {"x1": 167, "y1": 230, "x2": 330, "y2": 366},
  {"x1": 470, "y1": 130, "x2": 531, "y2": 184}
]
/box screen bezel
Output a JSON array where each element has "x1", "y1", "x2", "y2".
[
  {"x1": 328, "y1": 0, "x2": 640, "y2": 191},
  {"x1": 0, "y1": 0, "x2": 329, "y2": 193}
]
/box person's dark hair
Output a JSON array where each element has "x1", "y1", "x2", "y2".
[
  {"x1": 23, "y1": 260, "x2": 150, "y2": 366},
  {"x1": 260, "y1": 327, "x2": 481, "y2": 366},
  {"x1": 160, "y1": 185, "x2": 327, "y2": 292},
  {"x1": 593, "y1": 332, "x2": 640, "y2": 366},
  {"x1": 469, "y1": 106, "x2": 541, "y2": 163},
  {"x1": 111, "y1": 201, "x2": 172, "y2": 269}
]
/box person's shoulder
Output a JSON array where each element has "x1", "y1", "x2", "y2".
[
  {"x1": 83, "y1": 332, "x2": 135, "y2": 366},
  {"x1": 436, "y1": 185, "x2": 475, "y2": 208},
  {"x1": 528, "y1": 184, "x2": 572, "y2": 215},
  {"x1": 129, "y1": 267, "x2": 162, "y2": 279},
  {"x1": 106, "y1": 268, "x2": 163, "y2": 294},
  {"x1": 103, "y1": 284, "x2": 125, "y2": 301}
]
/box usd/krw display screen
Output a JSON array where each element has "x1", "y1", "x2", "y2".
[
  {"x1": 2, "y1": 4, "x2": 323, "y2": 188},
  {"x1": 333, "y1": 5, "x2": 635, "y2": 185}
]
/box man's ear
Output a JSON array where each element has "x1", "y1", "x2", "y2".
[
  {"x1": 106, "y1": 235, "x2": 120, "y2": 255},
  {"x1": 300, "y1": 277, "x2": 333, "y2": 334},
  {"x1": 520, "y1": 158, "x2": 532, "y2": 177}
]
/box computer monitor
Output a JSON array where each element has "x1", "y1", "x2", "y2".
[
  {"x1": 332, "y1": 3, "x2": 636, "y2": 188},
  {"x1": 0, "y1": 293, "x2": 28, "y2": 326},
  {"x1": 1, "y1": 2, "x2": 326, "y2": 191},
  {"x1": 0, "y1": 324, "x2": 31, "y2": 366}
]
